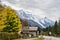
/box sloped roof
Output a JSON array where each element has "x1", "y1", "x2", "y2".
[{"x1": 22, "y1": 26, "x2": 38, "y2": 31}]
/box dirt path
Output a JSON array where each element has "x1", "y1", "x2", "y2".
[
  {"x1": 22, "y1": 38, "x2": 36, "y2": 40},
  {"x1": 43, "y1": 36, "x2": 60, "y2": 40},
  {"x1": 14, "y1": 36, "x2": 60, "y2": 40}
]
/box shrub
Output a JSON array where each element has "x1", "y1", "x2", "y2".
[
  {"x1": 34, "y1": 38, "x2": 44, "y2": 40},
  {"x1": 0, "y1": 32, "x2": 20, "y2": 40}
]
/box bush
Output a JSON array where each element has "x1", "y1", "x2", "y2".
[
  {"x1": 0, "y1": 32, "x2": 11, "y2": 40},
  {"x1": 40, "y1": 32, "x2": 48, "y2": 36},
  {"x1": 0, "y1": 32, "x2": 21, "y2": 40}
]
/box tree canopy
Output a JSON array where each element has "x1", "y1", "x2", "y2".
[{"x1": 0, "y1": 5, "x2": 22, "y2": 32}]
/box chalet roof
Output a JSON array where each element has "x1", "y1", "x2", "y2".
[
  {"x1": 29, "y1": 27, "x2": 38, "y2": 31},
  {"x1": 22, "y1": 26, "x2": 38, "y2": 31}
]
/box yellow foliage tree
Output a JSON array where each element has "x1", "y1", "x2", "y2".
[
  {"x1": 0, "y1": 5, "x2": 22, "y2": 32},
  {"x1": 0, "y1": 5, "x2": 6, "y2": 30}
]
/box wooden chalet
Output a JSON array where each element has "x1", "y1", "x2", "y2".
[{"x1": 21, "y1": 26, "x2": 40, "y2": 37}]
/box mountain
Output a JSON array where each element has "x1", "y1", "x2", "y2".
[
  {"x1": 0, "y1": 1, "x2": 54, "y2": 28},
  {"x1": 0, "y1": 0, "x2": 8, "y2": 8},
  {"x1": 16, "y1": 10, "x2": 54, "y2": 28},
  {"x1": 39, "y1": 17, "x2": 54, "y2": 27}
]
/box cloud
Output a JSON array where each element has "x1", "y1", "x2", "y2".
[{"x1": 1, "y1": 0, "x2": 60, "y2": 21}]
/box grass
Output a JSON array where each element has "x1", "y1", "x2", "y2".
[
  {"x1": 54, "y1": 36, "x2": 60, "y2": 38},
  {"x1": 14, "y1": 38, "x2": 44, "y2": 40},
  {"x1": 0, "y1": 32, "x2": 21, "y2": 40},
  {"x1": 34, "y1": 38, "x2": 44, "y2": 40}
]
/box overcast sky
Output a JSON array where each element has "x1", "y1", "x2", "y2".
[{"x1": 1, "y1": 0, "x2": 60, "y2": 21}]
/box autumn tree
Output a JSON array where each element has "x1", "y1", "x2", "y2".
[
  {"x1": 0, "y1": 5, "x2": 6, "y2": 31},
  {"x1": 0, "y1": 5, "x2": 22, "y2": 32}
]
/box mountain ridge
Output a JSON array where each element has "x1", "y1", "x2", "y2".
[
  {"x1": 0, "y1": 1, "x2": 54, "y2": 28},
  {"x1": 16, "y1": 10, "x2": 54, "y2": 28}
]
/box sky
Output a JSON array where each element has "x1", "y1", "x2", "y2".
[{"x1": 1, "y1": 0, "x2": 60, "y2": 21}]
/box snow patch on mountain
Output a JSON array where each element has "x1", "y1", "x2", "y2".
[{"x1": 16, "y1": 10, "x2": 54, "y2": 28}]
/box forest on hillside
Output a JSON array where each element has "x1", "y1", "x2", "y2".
[{"x1": 43, "y1": 19, "x2": 60, "y2": 37}]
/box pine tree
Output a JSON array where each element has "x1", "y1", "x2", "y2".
[
  {"x1": 57, "y1": 19, "x2": 60, "y2": 35},
  {"x1": 53, "y1": 21, "x2": 58, "y2": 35}
]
